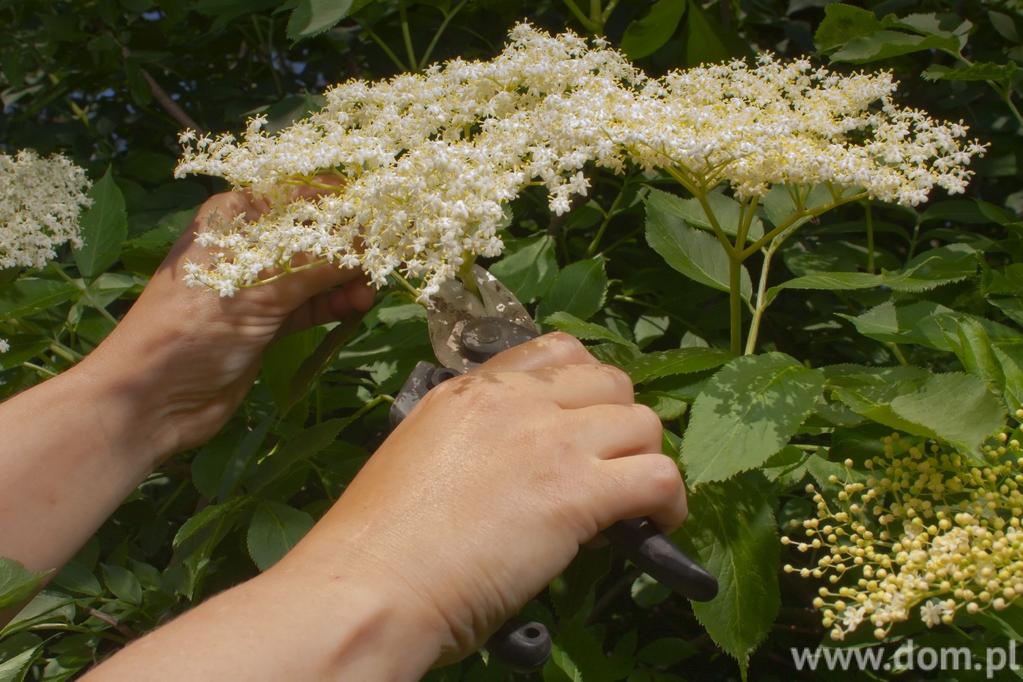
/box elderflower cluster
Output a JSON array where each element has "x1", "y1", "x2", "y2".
[
  {"x1": 0, "y1": 149, "x2": 92, "y2": 270},
  {"x1": 783, "y1": 423, "x2": 1023, "y2": 642},
  {"x1": 175, "y1": 24, "x2": 984, "y2": 299}
]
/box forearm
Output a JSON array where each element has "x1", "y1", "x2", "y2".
[
  {"x1": 0, "y1": 356, "x2": 173, "y2": 575},
  {"x1": 82, "y1": 561, "x2": 442, "y2": 681}
]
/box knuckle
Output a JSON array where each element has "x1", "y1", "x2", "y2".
[
  {"x1": 599, "y1": 363, "x2": 635, "y2": 399},
  {"x1": 645, "y1": 455, "x2": 684, "y2": 499},
  {"x1": 539, "y1": 332, "x2": 590, "y2": 363},
  {"x1": 630, "y1": 403, "x2": 664, "y2": 441}
]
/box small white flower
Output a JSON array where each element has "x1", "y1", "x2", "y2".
[
  {"x1": 0, "y1": 150, "x2": 92, "y2": 270},
  {"x1": 174, "y1": 24, "x2": 983, "y2": 299}
]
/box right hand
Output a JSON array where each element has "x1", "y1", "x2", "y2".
[{"x1": 275, "y1": 332, "x2": 688, "y2": 664}]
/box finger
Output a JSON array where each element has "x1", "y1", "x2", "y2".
[
  {"x1": 592, "y1": 454, "x2": 688, "y2": 532},
  {"x1": 476, "y1": 332, "x2": 597, "y2": 373},
  {"x1": 521, "y1": 362, "x2": 635, "y2": 409},
  {"x1": 281, "y1": 277, "x2": 376, "y2": 335},
  {"x1": 568, "y1": 403, "x2": 662, "y2": 459}
]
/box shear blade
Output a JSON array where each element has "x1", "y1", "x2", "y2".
[{"x1": 427, "y1": 265, "x2": 538, "y2": 373}]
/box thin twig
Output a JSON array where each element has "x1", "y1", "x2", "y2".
[{"x1": 140, "y1": 68, "x2": 202, "y2": 132}]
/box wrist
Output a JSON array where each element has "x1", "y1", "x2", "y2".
[
  {"x1": 71, "y1": 347, "x2": 182, "y2": 468},
  {"x1": 257, "y1": 556, "x2": 448, "y2": 680}
]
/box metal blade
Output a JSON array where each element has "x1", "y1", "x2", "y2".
[
  {"x1": 427, "y1": 274, "x2": 488, "y2": 373},
  {"x1": 426, "y1": 265, "x2": 538, "y2": 373},
  {"x1": 473, "y1": 266, "x2": 538, "y2": 335}
]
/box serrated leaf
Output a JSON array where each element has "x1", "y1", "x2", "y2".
[
  {"x1": 537, "y1": 257, "x2": 607, "y2": 321},
  {"x1": 0, "y1": 278, "x2": 79, "y2": 319},
  {"x1": 674, "y1": 473, "x2": 779, "y2": 678},
  {"x1": 815, "y1": 4, "x2": 884, "y2": 52},
  {"x1": 543, "y1": 311, "x2": 636, "y2": 348},
  {"x1": 73, "y1": 167, "x2": 127, "y2": 278},
  {"x1": 246, "y1": 501, "x2": 315, "y2": 571},
  {"x1": 0, "y1": 558, "x2": 49, "y2": 609},
  {"x1": 841, "y1": 300, "x2": 955, "y2": 351},
  {"x1": 923, "y1": 62, "x2": 1019, "y2": 85},
  {"x1": 286, "y1": 0, "x2": 354, "y2": 42},
  {"x1": 766, "y1": 271, "x2": 881, "y2": 305},
  {"x1": 680, "y1": 353, "x2": 824, "y2": 486},
  {"x1": 645, "y1": 197, "x2": 752, "y2": 300},
  {"x1": 172, "y1": 498, "x2": 248, "y2": 551},
  {"x1": 831, "y1": 30, "x2": 959, "y2": 64},
  {"x1": 620, "y1": 0, "x2": 686, "y2": 59},
  {"x1": 834, "y1": 372, "x2": 1004, "y2": 455},
  {"x1": 624, "y1": 347, "x2": 731, "y2": 383},
  {"x1": 490, "y1": 235, "x2": 558, "y2": 303},
  {"x1": 0, "y1": 644, "x2": 42, "y2": 682}
]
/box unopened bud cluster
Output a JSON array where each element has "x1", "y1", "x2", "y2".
[
  {"x1": 176, "y1": 24, "x2": 984, "y2": 299},
  {"x1": 783, "y1": 422, "x2": 1023, "y2": 641}
]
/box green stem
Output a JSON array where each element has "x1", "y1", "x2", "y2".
[
  {"x1": 600, "y1": 0, "x2": 619, "y2": 23},
  {"x1": 864, "y1": 200, "x2": 875, "y2": 274},
  {"x1": 54, "y1": 266, "x2": 119, "y2": 325},
  {"x1": 739, "y1": 191, "x2": 868, "y2": 259},
  {"x1": 418, "y1": 0, "x2": 469, "y2": 69},
  {"x1": 587, "y1": 182, "x2": 627, "y2": 256},
  {"x1": 562, "y1": 0, "x2": 601, "y2": 33},
  {"x1": 744, "y1": 238, "x2": 781, "y2": 355},
  {"x1": 389, "y1": 271, "x2": 421, "y2": 300},
  {"x1": 364, "y1": 27, "x2": 408, "y2": 72},
  {"x1": 728, "y1": 257, "x2": 743, "y2": 355},
  {"x1": 888, "y1": 342, "x2": 909, "y2": 366},
  {"x1": 48, "y1": 341, "x2": 80, "y2": 364},
  {"x1": 398, "y1": 1, "x2": 418, "y2": 71},
  {"x1": 949, "y1": 50, "x2": 1023, "y2": 130}
]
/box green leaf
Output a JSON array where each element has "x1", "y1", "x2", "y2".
[
  {"x1": 834, "y1": 372, "x2": 1004, "y2": 455},
  {"x1": 261, "y1": 327, "x2": 326, "y2": 411},
  {"x1": 542, "y1": 311, "x2": 636, "y2": 348},
  {"x1": 883, "y1": 244, "x2": 978, "y2": 292},
  {"x1": 0, "y1": 558, "x2": 49, "y2": 609},
  {"x1": 674, "y1": 473, "x2": 779, "y2": 677},
  {"x1": 683, "y1": 0, "x2": 743, "y2": 66},
  {"x1": 536, "y1": 257, "x2": 608, "y2": 321},
  {"x1": 683, "y1": 351, "x2": 826, "y2": 484},
  {"x1": 101, "y1": 564, "x2": 143, "y2": 605},
  {"x1": 645, "y1": 197, "x2": 752, "y2": 300},
  {"x1": 646, "y1": 188, "x2": 763, "y2": 243},
  {"x1": 0, "y1": 278, "x2": 79, "y2": 319},
  {"x1": 624, "y1": 347, "x2": 731, "y2": 384},
  {"x1": 923, "y1": 61, "x2": 1019, "y2": 86},
  {"x1": 172, "y1": 498, "x2": 249, "y2": 552},
  {"x1": 620, "y1": 0, "x2": 686, "y2": 59},
  {"x1": 73, "y1": 167, "x2": 128, "y2": 279},
  {"x1": 766, "y1": 271, "x2": 881, "y2": 305},
  {"x1": 490, "y1": 235, "x2": 558, "y2": 303},
  {"x1": 0, "y1": 644, "x2": 42, "y2": 682},
  {"x1": 680, "y1": 353, "x2": 824, "y2": 486},
  {"x1": 286, "y1": 0, "x2": 354, "y2": 42},
  {"x1": 815, "y1": 4, "x2": 884, "y2": 52},
  {"x1": 829, "y1": 30, "x2": 959, "y2": 64},
  {"x1": 246, "y1": 501, "x2": 315, "y2": 571},
  {"x1": 841, "y1": 301, "x2": 955, "y2": 351}
]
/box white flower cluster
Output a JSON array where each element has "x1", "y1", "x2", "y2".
[
  {"x1": 783, "y1": 426, "x2": 1023, "y2": 641},
  {"x1": 0, "y1": 149, "x2": 92, "y2": 270},
  {"x1": 175, "y1": 24, "x2": 984, "y2": 298}
]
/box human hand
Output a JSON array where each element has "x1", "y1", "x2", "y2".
[
  {"x1": 276, "y1": 332, "x2": 687, "y2": 665},
  {"x1": 81, "y1": 190, "x2": 375, "y2": 461}
]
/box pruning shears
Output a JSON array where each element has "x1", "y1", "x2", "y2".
[{"x1": 389, "y1": 265, "x2": 718, "y2": 671}]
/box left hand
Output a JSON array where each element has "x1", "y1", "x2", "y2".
[{"x1": 82, "y1": 190, "x2": 375, "y2": 460}]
